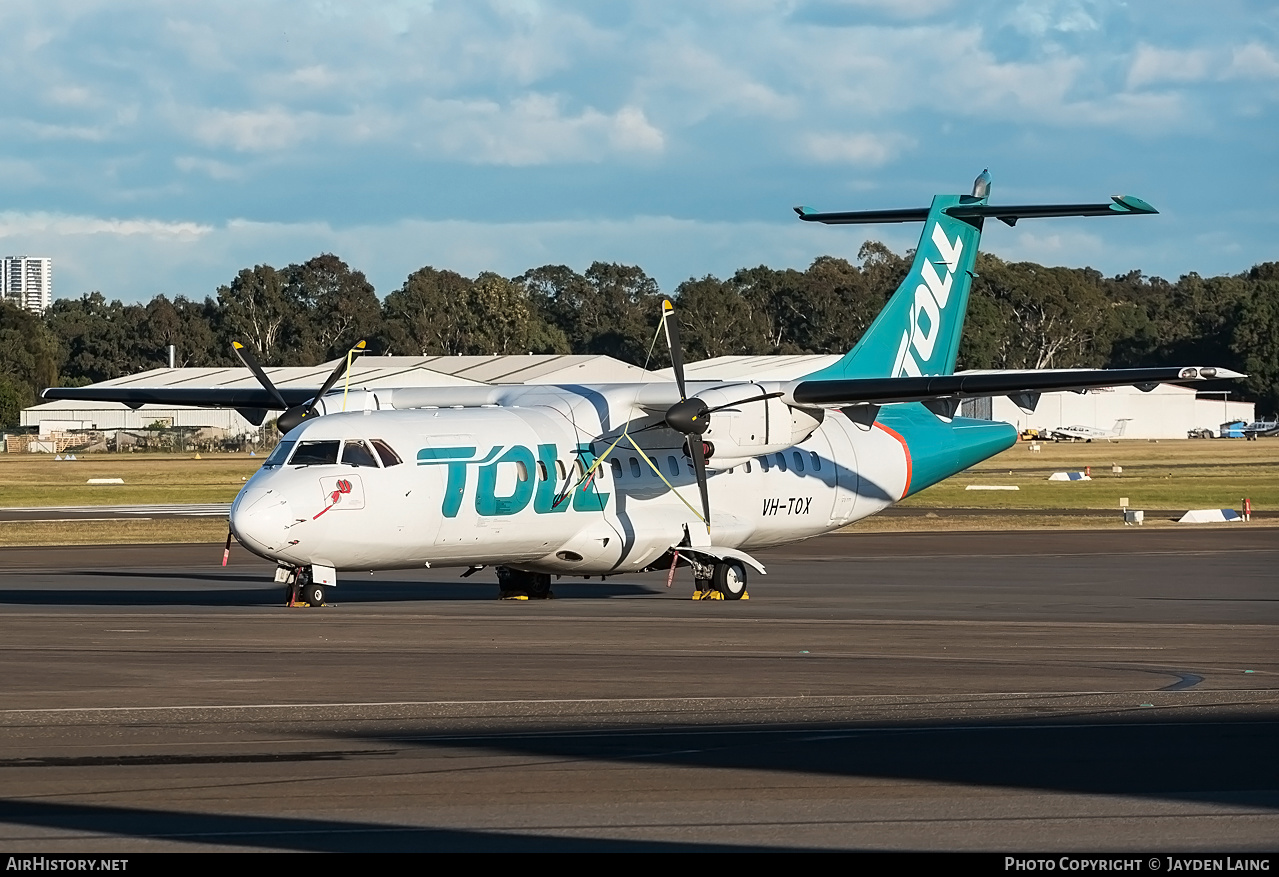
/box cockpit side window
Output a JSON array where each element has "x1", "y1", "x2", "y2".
[
  {"x1": 290, "y1": 440, "x2": 340, "y2": 466},
  {"x1": 263, "y1": 441, "x2": 295, "y2": 468},
  {"x1": 341, "y1": 440, "x2": 380, "y2": 468},
  {"x1": 369, "y1": 439, "x2": 403, "y2": 467}
]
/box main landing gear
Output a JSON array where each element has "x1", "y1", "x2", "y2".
[
  {"x1": 691, "y1": 557, "x2": 749, "y2": 601},
  {"x1": 496, "y1": 566, "x2": 553, "y2": 600}
]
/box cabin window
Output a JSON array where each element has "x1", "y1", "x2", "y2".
[
  {"x1": 290, "y1": 440, "x2": 340, "y2": 466},
  {"x1": 369, "y1": 439, "x2": 402, "y2": 467},
  {"x1": 537, "y1": 461, "x2": 549, "y2": 482},
  {"x1": 775, "y1": 452, "x2": 788, "y2": 472},
  {"x1": 810, "y1": 452, "x2": 821, "y2": 471},
  {"x1": 610, "y1": 458, "x2": 622, "y2": 478},
  {"x1": 263, "y1": 441, "x2": 295, "y2": 469},
  {"x1": 629, "y1": 457, "x2": 641, "y2": 478},
  {"x1": 744, "y1": 461, "x2": 752, "y2": 473},
  {"x1": 759, "y1": 456, "x2": 770, "y2": 472},
  {"x1": 575, "y1": 459, "x2": 587, "y2": 479},
  {"x1": 341, "y1": 440, "x2": 380, "y2": 468},
  {"x1": 515, "y1": 461, "x2": 529, "y2": 482},
  {"x1": 667, "y1": 456, "x2": 680, "y2": 477},
  {"x1": 557, "y1": 460, "x2": 568, "y2": 480},
  {"x1": 792, "y1": 451, "x2": 804, "y2": 472}
]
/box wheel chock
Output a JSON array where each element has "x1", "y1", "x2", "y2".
[
  {"x1": 499, "y1": 591, "x2": 530, "y2": 601},
  {"x1": 692, "y1": 589, "x2": 723, "y2": 601}
]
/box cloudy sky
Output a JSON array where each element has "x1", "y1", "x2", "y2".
[{"x1": 1, "y1": 0, "x2": 1275, "y2": 303}]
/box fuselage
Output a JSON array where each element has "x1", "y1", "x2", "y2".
[{"x1": 229, "y1": 383, "x2": 1016, "y2": 576}]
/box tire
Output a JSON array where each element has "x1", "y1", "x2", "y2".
[
  {"x1": 525, "y1": 573, "x2": 552, "y2": 600},
  {"x1": 713, "y1": 561, "x2": 747, "y2": 600},
  {"x1": 306, "y1": 584, "x2": 326, "y2": 607}
]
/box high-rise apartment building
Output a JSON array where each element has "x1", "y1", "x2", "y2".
[{"x1": 2, "y1": 256, "x2": 53, "y2": 314}]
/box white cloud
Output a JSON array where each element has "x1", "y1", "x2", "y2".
[
  {"x1": 420, "y1": 94, "x2": 664, "y2": 165},
  {"x1": 0, "y1": 212, "x2": 211, "y2": 240},
  {"x1": 1228, "y1": 43, "x2": 1279, "y2": 81},
  {"x1": 803, "y1": 132, "x2": 913, "y2": 166},
  {"x1": 1128, "y1": 45, "x2": 1214, "y2": 89},
  {"x1": 1006, "y1": 0, "x2": 1100, "y2": 36},
  {"x1": 188, "y1": 107, "x2": 322, "y2": 153},
  {"x1": 174, "y1": 156, "x2": 244, "y2": 181}
]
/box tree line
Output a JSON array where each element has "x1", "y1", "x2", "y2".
[{"x1": 1, "y1": 246, "x2": 1276, "y2": 427}]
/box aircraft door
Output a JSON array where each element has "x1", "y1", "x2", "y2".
[{"x1": 823, "y1": 416, "x2": 860, "y2": 525}]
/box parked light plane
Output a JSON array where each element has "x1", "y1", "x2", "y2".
[
  {"x1": 1048, "y1": 419, "x2": 1132, "y2": 442},
  {"x1": 44, "y1": 172, "x2": 1242, "y2": 605}
]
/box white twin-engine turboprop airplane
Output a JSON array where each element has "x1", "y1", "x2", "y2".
[{"x1": 45, "y1": 172, "x2": 1241, "y2": 605}]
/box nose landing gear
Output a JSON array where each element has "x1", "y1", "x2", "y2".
[{"x1": 278, "y1": 565, "x2": 329, "y2": 608}]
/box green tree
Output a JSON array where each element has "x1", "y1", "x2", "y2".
[
  {"x1": 381, "y1": 266, "x2": 475, "y2": 355},
  {"x1": 674, "y1": 275, "x2": 771, "y2": 360},
  {"x1": 140, "y1": 295, "x2": 228, "y2": 368},
  {"x1": 1232, "y1": 263, "x2": 1279, "y2": 415},
  {"x1": 216, "y1": 265, "x2": 293, "y2": 364},
  {"x1": 283, "y1": 254, "x2": 383, "y2": 364},
  {"x1": 44, "y1": 292, "x2": 146, "y2": 383},
  {"x1": 0, "y1": 302, "x2": 59, "y2": 426}
]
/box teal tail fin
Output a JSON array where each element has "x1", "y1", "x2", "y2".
[
  {"x1": 803, "y1": 191, "x2": 985, "y2": 382},
  {"x1": 794, "y1": 171, "x2": 1158, "y2": 383}
]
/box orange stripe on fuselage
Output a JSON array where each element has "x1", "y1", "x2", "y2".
[{"x1": 872, "y1": 422, "x2": 912, "y2": 500}]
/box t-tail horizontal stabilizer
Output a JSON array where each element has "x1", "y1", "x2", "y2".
[{"x1": 795, "y1": 170, "x2": 1162, "y2": 386}]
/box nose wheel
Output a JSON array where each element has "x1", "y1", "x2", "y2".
[{"x1": 284, "y1": 567, "x2": 327, "y2": 607}]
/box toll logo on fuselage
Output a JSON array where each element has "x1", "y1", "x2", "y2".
[{"x1": 417, "y1": 444, "x2": 609, "y2": 518}]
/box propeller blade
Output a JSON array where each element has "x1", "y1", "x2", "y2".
[
  {"x1": 232, "y1": 342, "x2": 288, "y2": 410},
  {"x1": 276, "y1": 341, "x2": 368, "y2": 434},
  {"x1": 688, "y1": 438, "x2": 712, "y2": 532},
  {"x1": 661, "y1": 298, "x2": 688, "y2": 401},
  {"x1": 309, "y1": 340, "x2": 367, "y2": 407},
  {"x1": 702, "y1": 391, "x2": 784, "y2": 416}
]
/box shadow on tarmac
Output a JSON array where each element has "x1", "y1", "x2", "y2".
[
  {"x1": 0, "y1": 575, "x2": 659, "y2": 606},
  {"x1": 0, "y1": 798, "x2": 793, "y2": 852},
  {"x1": 1, "y1": 714, "x2": 1274, "y2": 851}
]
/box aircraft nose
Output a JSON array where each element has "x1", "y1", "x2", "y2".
[{"x1": 230, "y1": 488, "x2": 294, "y2": 555}]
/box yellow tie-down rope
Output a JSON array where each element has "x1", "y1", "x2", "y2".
[{"x1": 341, "y1": 340, "x2": 368, "y2": 412}]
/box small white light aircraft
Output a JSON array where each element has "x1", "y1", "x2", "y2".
[
  {"x1": 1048, "y1": 419, "x2": 1132, "y2": 442},
  {"x1": 45, "y1": 172, "x2": 1241, "y2": 605}
]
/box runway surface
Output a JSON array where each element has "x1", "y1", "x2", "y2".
[{"x1": 0, "y1": 529, "x2": 1275, "y2": 852}]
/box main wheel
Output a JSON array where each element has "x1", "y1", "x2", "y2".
[
  {"x1": 306, "y1": 584, "x2": 326, "y2": 607},
  {"x1": 712, "y1": 561, "x2": 747, "y2": 600},
  {"x1": 525, "y1": 573, "x2": 552, "y2": 600}
]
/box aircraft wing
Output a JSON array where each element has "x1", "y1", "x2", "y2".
[
  {"x1": 41, "y1": 386, "x2": 317, "y2": 410},
  {"x1": 783, "y1": 366, "x2": 1245, "y2": 409}
]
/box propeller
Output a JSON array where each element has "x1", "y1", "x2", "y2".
[
  {"x1": 233, "y1": 340, "x2": 367, "y2": 435},
  {"x1": 659, "y1": 299, "x2": 712, "y2": 532}
]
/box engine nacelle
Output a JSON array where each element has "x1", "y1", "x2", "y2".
[
  {"x1": 694, "y1": 384, "x2": 824, "y2": 468},
  {"x1": 313, "y1": 389, "x2": 386, "y2": 417}
]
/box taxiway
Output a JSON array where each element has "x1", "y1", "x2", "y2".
[{"x1": 0, "y1": 529, "x2": 1274, "y2": 851}]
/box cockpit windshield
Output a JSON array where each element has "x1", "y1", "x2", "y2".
[
  {"x1": 274, "y1": 437, "x2": 401, "y2": 468},
  {"x1": 263, "y1": 441, "x2": 295, "y2": 469},
  {"x1": 290, "y1": 440, "x2": 340, "y2": 466},
  {"x1": 341, "y1": 439, "x2": 380, "y2": 468}
]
